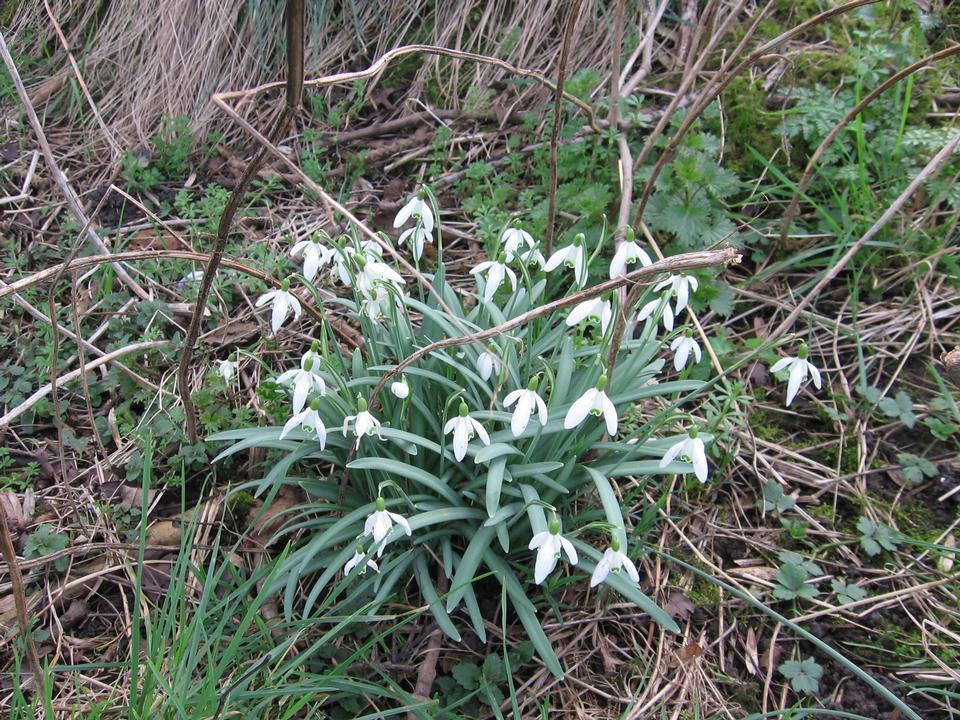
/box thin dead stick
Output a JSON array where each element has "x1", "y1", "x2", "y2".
[
  {"x1": 0, "y1": 499, "x2": 44, "y2": 681},
  {"x1": 0, "y1": 149, "x2": 39, "y2": 205},
  {"x1": 0, "y1": 31, "x2": 149, "y2": 301},
  {"x1": 0, "y1": 340, "x2": 167, "y2": 429},
  {"x1": 620, "y1": 0, "x2": 670, "y2": 97},
  {"x1": 608, "y1": 0, "x2": 626, "y2": 132},
  {"x1": 769, "y1": 131, "x2": 960, "y2": 342},
  {"x1": 217, "y1": 44, "x2": 598, "y2": 130},
  {"x1": 368, "y1": 248, "x2": 741, "y2": 411},
  {"x1": 780, "y1": 43, "x2": 960, "y2": 243},
  {"x1": 544, "y1": 0, "x2": 584, "y2": 256},
  {"x1": 632, "y1": 0, "x2": 878, "y2": 224}
]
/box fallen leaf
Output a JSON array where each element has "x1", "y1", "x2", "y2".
[{"x1": 663, "y1": 591, "x2": 696, "y2": 620}]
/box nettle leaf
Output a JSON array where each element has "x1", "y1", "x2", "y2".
[
  {"x1": 779, "y1": 657, "x2": 823, "y2": 695},
  {"x1": 451, "y1": 661, "x2": 482, "y2": 690},
  {"x1": 645, "y1": 192, "x2": 713, "y2": 245},
  {"x1": 857, "y1": 517, "x2": 901, "y2": 556}
]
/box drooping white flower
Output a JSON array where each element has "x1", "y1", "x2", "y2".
[
  {"x1": 390, "y1": 376, "x2": 409, "y2": 399},
  {"x1": 528, "y1": 519, "x2": 578, "y2": 585},
  {"x1": 291, "y1": 234, "x2": 334, "y2": 281},
  {"x1": 217, "y1": 357, "x2": 237, "y2": 383},
  {"x1": 399, "y1": 225, "x2": 432, "y2": 262},
  {"x1": 476, "y1": 347, "x2": 502, "y2": 381},
  {"x1": 393, "y1": 193, "x2": 435, "y2": 233},
  {"x1": 277, "y1": 350, "x2": 327, "y2": 414},
  {"x1": 770, "y1": 343, "x2": 822, "y2": 407},
  {"x1": 544, "y1": 234, "x2": 588, "y2": 286},
  {"x1": 566, "y1": 296, "x2": 613, "y2": 336},
  {"x1": 654, "y1": 273, "x2": 699, "y2": 314},
  {"x1": 342, "y1": 396, "x2": 383, "y2": 449},
  {"x1": 363, "y1": 496, "x2": 412, "y2": 556},
  {"x1": 255, "y1": 281, "x2": 303, "y2": 334},
  {"x1": 564, "y1": 374, "x2": 618, "y2": 436},
  {"x1": 659, "y1": 427, "x2": 710, "y2": 483},
  {"x1": 343, "y1": 544, "x2": 379, "y2": 575},
  {"x1": 355, "y1": 255, "x2": 406, "y2": 300},
  {"x1": 590, "y1": 536, "x2": 641, "y2": 587},
  {"x1": 609, "y1": 240, "x2": 653, "y2": 279},
  {"x1": 360, "y1": 284, "x2": 403, "y2": 322},
  {"x1": 670, "y1": 330, "x2": 702, "y2": 371},
  {"x1": 331, "y1": 240, "x2": 384, "y2": 287},
  {"x1": 470, "y1": 254, "x2": 517, "y2": 303},
  {"x1": 279, "y1": 399, "x2": 328, "y2": 449},
  {"x1": 636, "y1": 295, "x2": 675, "y2": 333},
  {"x1": 443, "y1": 401, "x2": 491, "y2": 461},
  {"x1": 503, "y1": 377, "x2": 548, "y2": 437}
]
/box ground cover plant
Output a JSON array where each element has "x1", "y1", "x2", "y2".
[{"x1": 1, "y1": 0, "x2": 959, "y2": 718}]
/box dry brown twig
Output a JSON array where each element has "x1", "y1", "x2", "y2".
[{"x1": 544, "y1": 0, "x2": 585, "y2": 256}]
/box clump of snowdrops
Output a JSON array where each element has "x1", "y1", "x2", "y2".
[{"x1": 211, "y1": 188, "x2": 819, "y2": 676}]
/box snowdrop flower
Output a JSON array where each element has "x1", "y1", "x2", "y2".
[
  {"x1": 654, "y1": 273, "x2": 699, "y2": 314},
  {"x1": 636, "y1": 294, "x2": 675, "y2": 333},
  {"x1": 277, "y1": 352, "x2": 327, "y2": 414},
  {"x1": 476, "y1": 346, "x2": 502, "y2": 381},
  {"x1": 399, "y1": 225, "x2": 432, "y2": 262},
  {"x1": 361, "y1": 284, "x2": 403, "y2": 322},
  {"x1": 343, "y1": 543, "x2": 379, "y2": 575},
  {"x1": 528, "y1": 518, "x2": 578, "y2": 585},
  {"x1": 659, "y1": 426, "x2": 709, "y2": 483},
  {"x1": 501, "y1": 222, "x2": 544, "y2": 267},
  {"x1": 390, "y1": 376, "x2": 409, "y2": 399},
  {"x1": 342, "y1": 395, "x2": 383, "y2": 449},
  {"x1": 609, "y1": 234, "x2": 653, "y2": 279},
  {"x1": 590, "y1": 536, "x2": 640, "y2": 587},
  {"x1": 503, "y1": 377, "x2": 548, "y2": 437},
  {"x1": 544, "y1": 233, "x2": 588, "y2": 286},
  {"x1": 470, "y1": 253, "x2": 517, "y2": 302},
  {"x1": 291, "y1": 234, "x2": 334, "y2": 281},
  {"x1": 217, "y1": 356, "x2": 237, "y2": 383},
  {"x1": 443, "y1": 401, "x2": 491, "y2": 461},
  {"x1": 256, "y1": 280, "x2": 302, "y2": 334},
  {"x1": 564, "y1": 374, "x2": 618, "y2": 436},
  {"x1": 770, "y1": 343, "x2": 822, "y2": 406},
  {"x1": 331, "y1": 240, "x2": 383, "y2": 287},
  {"x1": 363, "y1": 496, "x2": 412, "y2": 556},
  {"x1": 670, "y1": 329, "x2": 702, "y2": 371},
  {"x1": 355, "y1": 254, "x2": 405, "y2": 300},
  {"x1": 279, "y1": 398, "x2": 327, "y2": 449},
  {"x1": 393, "y1": 192, "x2": 435, "y2": 233},
  {"x1": 567, "y1": 296, "x2": 613, "y2": 336}
]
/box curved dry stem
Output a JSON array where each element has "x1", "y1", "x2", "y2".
[
  {"x1": 779, "y1": 43, "x2": 960, "y2": 243},
  {"x1": 215, "y1": 44, "x2": 599, "y2": 131},
  {"x1": 176, "y1": 109, "x2": 292, "y2": 444}
]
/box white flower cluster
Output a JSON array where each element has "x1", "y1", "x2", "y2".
[{"x1": 220, "y1": 194, "x2": 757, "y2": 588}]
